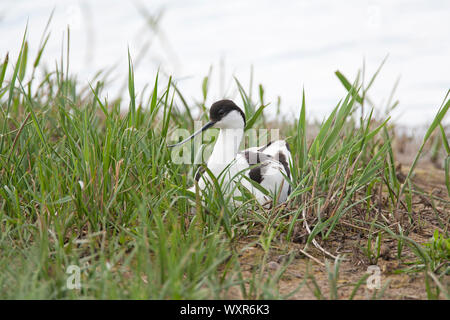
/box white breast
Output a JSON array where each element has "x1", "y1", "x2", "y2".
[{"x1": 192, "y1": 140, "x2": 292, "y2": 207}]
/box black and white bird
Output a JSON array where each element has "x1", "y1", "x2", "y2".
[{"x1": 169, "y1": 100, "x2": 292, "y2": 205}]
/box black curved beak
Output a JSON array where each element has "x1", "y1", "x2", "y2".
[{"x1": 168, "y1": 121, "x2": 216, "y2": 148}]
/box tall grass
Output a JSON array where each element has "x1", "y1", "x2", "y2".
[{"x1": 0, "y1": 26, "x2": 449, "y2": 299}]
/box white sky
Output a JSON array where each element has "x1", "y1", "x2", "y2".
[{"x1": 1, "y1": 0, "x2": 449, "y2": 126}]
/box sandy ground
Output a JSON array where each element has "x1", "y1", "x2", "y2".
[{"x1": 228, "y1": 134, "x2": 449, "y2": 299}]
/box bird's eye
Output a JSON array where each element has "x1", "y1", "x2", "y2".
[{"x1": 219, "y1": 110, "x2": 225, "y2": 115}]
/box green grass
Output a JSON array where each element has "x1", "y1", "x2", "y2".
[{"x1": 0, "y1": 26, "x2": 449, "y2": 300}]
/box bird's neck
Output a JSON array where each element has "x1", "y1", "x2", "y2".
[{"x1": 207, "y1": 128, "x2": 243, "y2": 174}]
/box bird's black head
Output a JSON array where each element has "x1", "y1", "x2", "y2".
[
  {"x1": 209, "y1": 100, "x2": 246, "y2": 126},
  {"x1": 167, "y1": 100, "x2": 246, "y2": 148}
]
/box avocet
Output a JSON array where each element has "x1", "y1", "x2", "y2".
[{"x1": 169, "y1": 100, "x2": 292, "y2": 206}]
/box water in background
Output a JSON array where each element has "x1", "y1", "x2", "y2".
[{"x1": 1, "y1": 0, "x2": 449, "y2": 127}]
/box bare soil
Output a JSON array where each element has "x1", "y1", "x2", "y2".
[{"x1": 231, "y1": 141, "x2": 450, "y2": 300}]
